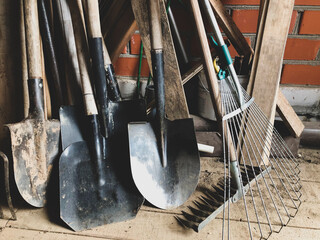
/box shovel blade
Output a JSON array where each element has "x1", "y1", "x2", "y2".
[
  {"x1": 7, "y1": 118, "x2": 60, "y2": 207},
  {"x1": 59, "y1": 141, "x2": 143, "y2": 231},
  {"x1": 128, "y1": 118, "x2": 200, "y2": 209},
  {"x1": 59, "y1": 106, "x2": 84, "y2": 151}
]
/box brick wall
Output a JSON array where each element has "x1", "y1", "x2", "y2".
[{"x1": 113, "y1": 0, "x2": 320, "y2": 86}]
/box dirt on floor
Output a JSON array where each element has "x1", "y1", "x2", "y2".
[{"x1": 298, "y1": 148, "x2": 320, "y2": 164}]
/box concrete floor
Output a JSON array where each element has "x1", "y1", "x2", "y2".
[{"x1": 0, "y1": 148, "x2": 319, "y2": 240}]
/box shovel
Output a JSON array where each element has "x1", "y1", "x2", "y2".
[
  {"x1": 6, "y1": 0, "x2": 60, "y2": 208},
  {"x1": 59, "y1": 0, "x2": 145, "y2": 231},
  {"x1": 128, "y1": 0, "x2": 200, "y2": 209}
]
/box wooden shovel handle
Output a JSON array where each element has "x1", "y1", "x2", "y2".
[
  {"x1": 85, "y1": 0, "x2": 102, "y2": 38},
  {"x1": 190, "y1": 0, "x2": 236, "y2": 161},
  {"x1": 24, "y1": 0, "x2": 42, "y2": 78},
  {"x1": 149, "y1": 0, "x2": 163, "y2": 50},
  {"x1": 71, "y1": 0, "x2": 98, "y2": 116}
]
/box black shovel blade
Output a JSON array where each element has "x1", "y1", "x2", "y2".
[
  {"x1": 59, "y1": 141, "x2": 143, "y2": 231},
  {"x1": 59, "y1": 106, "x2": 84, "y2": 151},
  {"x1": 60, "y1": 99, "x2": 146, "y2": 231},
  {"x1": 128, "y1": 118, "x2": 200, "y2": 209}
]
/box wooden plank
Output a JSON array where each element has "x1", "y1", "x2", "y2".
[
  {"x1": 181, "y1": 61, "x2": 203, "y2": 85},
  {"x1": 251, "y1": 0, "x2": 295, "y2": 123},
  {"x1": 131, "y1": 0, "x2": 189, "y2": 120},
  {"x1": 209, "y1": 0, "x2": 253, "y2": 58},
  {"x1": 277, "y1": 90, "x2": 305, "y2": 137},
  {"x1": 241, "y1": 0, "x2": 295, "y2": 165}
]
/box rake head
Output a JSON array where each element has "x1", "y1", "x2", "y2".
[{"x1": 176, "y1": 78, "x2": 302, "y2": 239}]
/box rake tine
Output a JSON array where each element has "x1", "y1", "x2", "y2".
[
  {"x1": 181, "y1": 211, "x2": 204, "y2": 223},
  {"x1": 175, "y1": 215, "x2": 198, "y2": 231},
  {"x1": 188, "y1": 206, "x2": 209, "y2": 218},
  {"x1": 193, "y1": 200, "x2": 214, "y2": 212},
  {"x1": 227, "y1": 87, "x2": 273, "y2": 235}
]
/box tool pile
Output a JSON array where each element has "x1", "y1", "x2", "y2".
[{"x1": 0, "y1": 0, "x2": 303, "y2": 239}]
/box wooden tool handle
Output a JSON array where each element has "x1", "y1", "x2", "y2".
[
  {"x1": 190, "y1": 0, "x2": 236, "y2": 161},
  {"x1": 24, "y1": 0, "x2": 42, "y2": 78},
  {"x1": 71, "y1": 0, "x2": 98, "y2": 116},
  {"x1": 149, "y1": 0, "x2": 163, "y2": 50},
  {"x1": 85, "y1": 0, "x2": 102, "y2": 38}
]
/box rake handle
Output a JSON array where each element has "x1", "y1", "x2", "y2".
[
  {"x1": 190, "y1": 0, "x2": 237, "y2": 161},
  {"x1": 201, "y1": 0, "x2": 244, "y2": 106}
]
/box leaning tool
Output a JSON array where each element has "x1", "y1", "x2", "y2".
[
  {"x1": 59, "y1": 0, "x2": 145, "y2": 231},
  {"x1": 128, "y1": 0, "x2": 200, "y2": 210},
  {"x1": 177, "y1": 1, "x2": 301, "y2": 238},
  {"x1": 6, "y1": 0, "x2": 60, "y2": 208}
]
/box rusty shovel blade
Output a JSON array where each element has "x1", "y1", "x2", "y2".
[{"x1": 6, "y1": 78, "x2": 60, "y2": 207}]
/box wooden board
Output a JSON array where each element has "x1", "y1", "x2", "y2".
[
  {"x1": 250, "y1": 0, "x2": 295, "y2": 124},
  {"x1": 239, "y1": 0, "x2": 295, "y2": 165},
  {"x1": 209, "y1": 0, "x2": 253, "y2": 58},
  {"x1": 3, "y1": 158, "x2": 320, "y2": 239},
  {"x1": 131, "y1": 0, "x2": 189, "y2": 120},
  {"x1": 276, "y1": 90, "x2": 305, "y2": 138}
]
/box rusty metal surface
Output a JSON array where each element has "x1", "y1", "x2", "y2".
[{"x1": 6, "y1": 118, "x2": 60, "y2": 207}]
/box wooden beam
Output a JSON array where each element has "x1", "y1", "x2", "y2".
[
  {"x1": 131, "y1": 0, "x2": 189, "y2": 120},
  {"x1": 276, "y1": 90, "x2": 305, "y2": 138},
  {"x1": 209, "y1": 0, "x2": 253, "y2": 58}
]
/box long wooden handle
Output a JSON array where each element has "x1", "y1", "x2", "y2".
[
  {"x1": 190, "y1": 0, "x2": 236, "y2": 161},
  {"x1": 24, "y1": 0, "x2": 42, "y2": 78},
  {"x1": 85, "y1": 0, "x2": 102, "y2": 38},
  {"x1": 21, "y1": 0, "x2": 29, "y2": 118},
  {"x1": 71, "y1": 0, "x2": 98, "y2": 116},
  {"x1": 149, "y1": 0, "x2": 163, "y2": 50}
]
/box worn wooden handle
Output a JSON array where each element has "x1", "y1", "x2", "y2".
[
  {"x1": 24, "y1": 0, "x2": 42, "y2": 78},
  {"x1": 72, "y1": 0, "x2": 98, "y2": 115},
  {"x1": 102, "y1": 39, "x2": 112, "y2": 65},
  {"x1": 149, "y1": 0, "x2": 163, "y2": 50},
  {"x1": 190, "y1": 0, "x2": 236, "y2": 160},
  {"x1": 85, "y1": 0, "x2": 102, "y2": 38}
]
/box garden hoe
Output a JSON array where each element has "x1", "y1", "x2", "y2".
[
  {"x1": 6, "y1": 0, "x2": 60, "y2": 208},
  {"x1": 128, "y1": 0, "x2": 200, "y2": 210}
]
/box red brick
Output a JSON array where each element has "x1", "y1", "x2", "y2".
[
  {"x1": 221, "y1": 0, "x2": 260, "y2": 4},
  {"x1": 232, "y1": 10, "x2": 297, "y2": 34},
  {"x1": 295, "y1": 0, "x2": 320, "y2": 6},
  {"x1": 288, "y1": 11, "x2": 298, "y2": 34},
  {"x1": 232, "y1": 9, "x2": 259, "y2": 33},
  {"x1": 299, "y1": 11, "x2": 320, "y2": 35},
  {"x1": 130, "y1": 34, "x2": 142, "y2": 55},
  {"x1": 114, "y1": 57, "x2": 150, "y2": 77},
  {"x1": 284, "y1": 38, "x2": 320, "y2": 60},
  {"x1": 281, "y1": 65, "x2": 320, "y2": 85}
]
